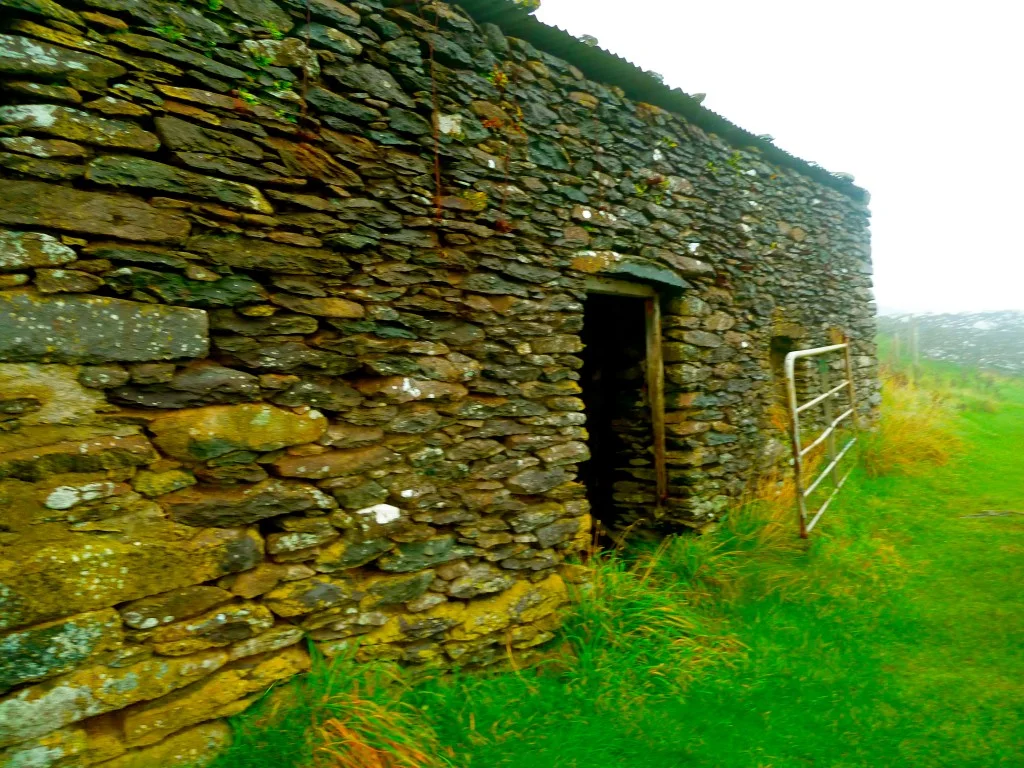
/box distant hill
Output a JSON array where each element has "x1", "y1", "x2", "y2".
[{"x1": 877, "y1": 311, "x2": 1024, "y2": 374}]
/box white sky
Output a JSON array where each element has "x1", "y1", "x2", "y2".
[{"x1": 535, "y1": 0, "x2": 1024, "y2": 314}]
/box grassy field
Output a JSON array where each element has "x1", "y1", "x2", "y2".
[{"x1": 213, "y1": 362, "x2": 1024, "y2": 768}]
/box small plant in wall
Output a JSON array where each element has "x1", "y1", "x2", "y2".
[
  {"x1": 235, "y1": 88, "x2": 260, "y2": 107},
  {"x1": 154, "y1": 24, "x2": 184, "y2": 42},
  {"x1": 262, "y1": 20, "x2": 285, "y2": 39},
  {"x1": 274, "y1": 108, "x2": 299, "y2": 124},
  {"x1": 486, "y1": 65, "x2": 510, "y2": 91},
  {"x1": 263, "y1": 21, "x2": 286, "y2": 40}
]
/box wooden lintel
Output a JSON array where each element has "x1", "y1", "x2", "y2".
[{"x1": 584, "y1": 276, "x2": 656, "y2": 298}]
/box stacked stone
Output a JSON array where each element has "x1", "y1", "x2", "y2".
[{"x1": 0, "y1": 0, "x2": 877, "y2": 764}]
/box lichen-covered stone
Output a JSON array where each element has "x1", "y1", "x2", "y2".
[
  {"x1": 537, "y1": 441, "x2": 590, "y2": 467},
  {"x1": 106, "y1": 267, "x2": 265, "y2": 308},
  {"x1": 358, "y1": 570, "x2": 435, "y2": 609},
  {"x1": 506, "y1": 467, "x2": 572, "y2": 495},
  {"x1": 360, "y1": 574, "x2": 568, "y2": 648},
  {"x1": 266, "y1": 523, "x2": 339, "y2": 555},
  {"x1": 269, "y1": 293, "x2": 364, "y2": 318},
  {"x1": 262, "y1": 576, "x2": 354, "y2": 617},
  {"x1": 0, "y1": 525, "x2": 262, "y2": 630},
  {"x1": 447, "y1": 564, "x2": 517, "y2": 599},
  {"x1": 1, "y1": 0, "x2": 83, "y2": 26},
  {"x1": 162, "y1": 479, "x2": 335, "y2": 527},
  {"x1": 330, "y1": 63, "x2": 414, "y2": 107},
  {"x1": 0, "y1": 33, "x2": 126, "y2": 81},
  {"x1": 154, "y1": 115, "x2": 263, "y2": 160},
  {"x1": 0, "y1": 723, "x2": 88, "y2": 768},
  {"x1": 146, "y1": 601, "x2": 274, "y2": 656},
  {"x1": 93, "y1": 720, "x2": 230, "y2": 768},
  {"x1": 273, "y1": 445, "x2": 399, "y2": 480},
  {"x1": 377, "y1": 536, "x2": 474, "y2": 573},
  {"x1": 35, "y1": 269, "x2": 104, "y2": 294},
  {"x1": 0, "y1": 136, "x2": 88, "y2": 159},
  {"x1": 0, "y1": 648, "x2": 227, "y2": 747},
  {"x1": 355, "y1": 377, "x2": 468, "y2": 404},
  {"x1": 131, "y1": 469, "x2": 195, "y2": 498},
  {"x1": 223, "y1": 562, "x2": 310, "y2": 600},
  {"x1": 0, "y1": 609, "x2": 122, "y2": 694},
  {"x1": 315, "y1": 536, "x2": 394, "y2": 572},
  {"x1": 187, "y1": 234, "x2": 352, "y2": 276},
  {"x1": 119, "y1": 646, "x2": 308, "y2": 749},
  {"x1": 0, "y1": 230, "x2": 77, "y2": 272},
  {"x1": 0, "y1": 105, "x2": 158, "y2": 151},
  {"x1": 0, "y1": 434, "x2": 156, "y2": 482},
  {"x1": 221, "y1": 0, "x2": 294, "y2": 31},
  {"x1": 452, "y1": 574, "x2": 568, "y2": 642},
  {"x1": 118, "y1": 586, "x2": 232, "y2": 631},
  {"x1": 148, "y1": 404, "x2": 327, "y2": 461},
  {"x1": 86, "y1": 156, "x2": 273, "y2": 214},
  {"x1": 299, "y1": 22, "x2": 363, "y2": 56},
  {"x1": 281, "y1": 0, "x2": 359, "y2": 28},
  {"x1": 0, "y1": 292, "x2": 208, "y2": 364},
  {"x1": 536, "y1": 516, "x2": 589, "y2": 549},
  {"x1": 228, "y1": 625, "x2": 304, "y2": 660},
  {"x1": 0, "y1": 362, "x2": 110, "y2": 432}
]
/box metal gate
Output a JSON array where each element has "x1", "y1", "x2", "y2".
[{"x1": 784, "y1": 340, "x2": 860, "y2": 537}]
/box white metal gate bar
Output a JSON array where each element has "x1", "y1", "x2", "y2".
[{"x1": 784, "y1": 340, "x2": 860, "y2": 537}]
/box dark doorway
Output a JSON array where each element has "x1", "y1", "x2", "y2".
[
  {"x1": 770, "y1": 335, "x2": 797, "y2": 405},
  {"x1": 579, "y1": 293, "x2": 651, "y2": 534}
]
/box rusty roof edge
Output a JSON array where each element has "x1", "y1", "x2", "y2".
[{"x1": 388, "y1": 0, "x2": 869, "y2": 203}]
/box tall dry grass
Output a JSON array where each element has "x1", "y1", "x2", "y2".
[
  {"x1": 213, "y1": 648, "x2": 454, "y2": 768},
  {"x1": 861, "y1": 370, "x2": 963, "y2": 477}
]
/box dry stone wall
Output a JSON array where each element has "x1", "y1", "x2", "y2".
[{"x1": 0, "y1": 0, "x2": 877, "y2": 764}]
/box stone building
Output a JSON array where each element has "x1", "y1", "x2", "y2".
[{"x1": 0, "y1": 0, "x2": 877, "y2": 764}]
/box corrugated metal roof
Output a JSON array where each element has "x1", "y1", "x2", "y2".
[{"x1": 388, "y1": 0, "x2": 868, "y2": 202}]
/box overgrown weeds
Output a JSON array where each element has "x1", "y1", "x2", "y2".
[
  {"x1": 210, "y1": 649, "x2": 453, "y2": 768},
  {"x1": 861, "y1": 368, "x2": 963, "y2": 477}
]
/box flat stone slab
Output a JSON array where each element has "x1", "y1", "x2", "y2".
[
  {"x1": 86, "y1": 155, "x2": 273, "y2": 214},
  {"x1": 0, "y1": 33, "x2": 126, "y2": 81},
  {"x1": 0, "y1": 524, "x2": 263, "y2": 632},
  {"x1": 0, "y1": 291, "x2": 208, "y2": 364},
  {"x1": 0, "y1": 180, "x2": 191, "y2": 242},
  {"x1": 0, "y1": 230, "x2": 76, "y2": 272},
  {"x1": 0, "y1": 105, "x2": 159, "y2": 152},
  {"x1": 0, "y1": 609, "x2": 123, "y2": 694}
]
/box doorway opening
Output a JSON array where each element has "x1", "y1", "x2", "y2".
[
  {"x1": 579, "y1": 280, "x2": 666, "y2": 537},
  {"x1": 770, "y1": 335, "x2": 797, "y2": 406}
]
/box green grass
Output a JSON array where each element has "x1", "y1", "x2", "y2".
[{"x1": 214, "y1": 363, "x2": 1024, "y2": 768}]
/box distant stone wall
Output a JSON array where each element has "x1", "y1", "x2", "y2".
[{"x1": 0, "y1": 0, "x2": 877, "y2": 764}]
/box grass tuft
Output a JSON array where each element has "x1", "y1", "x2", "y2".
[
  {"x1": 861, "y1": 368, "x2": 962, "y2": 477},
  {"x1": 210, "y1": 647, "x2": 452, "y2": 768}
]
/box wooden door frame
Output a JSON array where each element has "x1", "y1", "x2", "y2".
[{"x1": 584, "y1": 277, "x2": 668, "y2": 507}]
